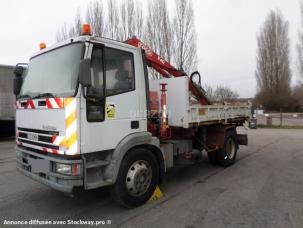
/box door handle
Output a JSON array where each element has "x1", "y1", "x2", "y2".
[{"x1": 131, "y1": 121, "x2": 139, "y2": 129}]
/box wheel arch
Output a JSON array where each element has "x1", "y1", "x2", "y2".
[
  {"x1": 103, "y1": 132, "x2": 164, "y2": 184},
  {"x1": 225, "y1": 126, "x2": 239, "y2": 149},
  {"x1": 206, "y1": 124, "x2": 238, "y2": 150}
]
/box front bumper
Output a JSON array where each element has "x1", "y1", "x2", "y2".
[{"x1": 16, "y1": 147, "x2": 83, "y2": 193}]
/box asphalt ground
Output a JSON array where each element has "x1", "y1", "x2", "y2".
[{"x1": 1, "y1": 129, "x2": 303, "y2": 228}]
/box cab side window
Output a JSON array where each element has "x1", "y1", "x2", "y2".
[
  {"x1": 88, "y1": 47, "x2": 104, "y2": 97},
  {"x1": 105, "y1": 48, "x2": 135, "y2": 96},
  {"x1": 87, "y1": 47, "x2": 105, "y2": 122}
]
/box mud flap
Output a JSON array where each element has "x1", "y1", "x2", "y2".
[{"x1": 237, "y1": 134, "x2": 248, "y2": 145}]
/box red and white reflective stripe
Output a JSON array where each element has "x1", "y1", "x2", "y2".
[
  {"x1": 15, "y1": 101, "x2": 21, "y2": 109},
  {"x1": 15, "y1": 98, "x2": 64, "y2": 109},
  {"x1": 26, "y1": 100, "x2": 35, "y2": 109},
  {"x1": 46, "y1": 98, "x2": 64, "y2": 109},
  {"x1": 17, "y1": 140, "x2": 64, "y2": 155},
  {"x1": 42, "y1": 147, "x2": 61, "y2": 155}
]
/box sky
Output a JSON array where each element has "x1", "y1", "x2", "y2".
[{"x1": 0, "y1": 0, "x2": 301, "y2": 98}]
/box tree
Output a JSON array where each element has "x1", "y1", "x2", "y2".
[
  {"x1": 56, "y1": 22, "x2": 70, "y2": 42},
  {"x1": 214, "y1": 86, "x2": 239, "y2": 103},
  {"x1": 56, "y1": 9, "x2": 83, "y2": 42},
  {"x1": 55, "y1": 0, "x2": 199, "y2": 79},
  {"x1": 133, "y1": 3, "x2": 144, "y2": 38},
  {"x1": 204, "y1": 85, "x2": 239, "y2": 103},
  {"x1": 255, "y1": 9, "x2": 292, "y2": 111},
  {"x1": 298, "y1": 1, "x2": 303, "y2": 84},
  {"x1": 145, "y1": 1, "x2": 160, "y2": 54},
  {"x1": 293, "y1": 1, "x2": 303, "y2": 111},
  {"x1": 292, "y1": 84, "x2": 303, "y2": 111},
  {"x1": 86, "y1": 1, "x2": 106, "y2": 37},
  {"x1": 144, "y1": 0, "x2": 173, "y2": 78},
  {"x1": 204, "y1": 84, "x2": 216, "y2": 102},
  {"x1": 119, "y1": 0, "x2": 143, "y2": 40},
  {"x1": 73, "y1": 9, "x2": 83, "y2": 37},
  {"x1": 173, "y1": 0, "x2": 197, "y2": 74},
  {"x1": 159, "y1": 0, "x2": 173, "y2": 63},
  {"x1": 120, "y1": 0, "x2": 132, "y2": 40},
  {"x1": 106, "y1": 0, "x2": 120, "y2": 40}
]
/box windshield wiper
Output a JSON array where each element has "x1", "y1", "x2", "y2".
[
  {"x1": 18, "y1": 94, "x2": 32, "y2": 100},
  {"x1": 32, "y1": 93, "x2": 55, "y2": 99}
]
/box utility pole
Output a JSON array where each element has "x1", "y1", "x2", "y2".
[{"x1": 280, "y1": 108, "x2": 283, "y2": 126}]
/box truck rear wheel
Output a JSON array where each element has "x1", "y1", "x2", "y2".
[
  {"x1": 208, "y1": 151, "x2": 218, "y2": 165},
  {"x1": 217, "y1": 131, "x2": 238, "y2": 167},
  {"x1": 110, "y1": 148, "x2": 159, "y2": 208}
]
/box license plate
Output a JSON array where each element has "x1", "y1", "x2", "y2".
[
  {"x1": 27, "y1": 157, "x2": 50, "y2": 173},
  {"x1": 27, "y1": 133, "x2": 39, "y2": 141}
]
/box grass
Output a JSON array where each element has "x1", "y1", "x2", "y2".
[{"x1": 257, "y1": 124, "x2": 303, "y2": 129}]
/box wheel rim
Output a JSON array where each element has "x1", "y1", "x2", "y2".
[
  {"x1": 226, "y1": 137, "x2": 236, "y2": 159},
  {"x1": 126, "y1": 160, "x2": 152, "y2": 197}
]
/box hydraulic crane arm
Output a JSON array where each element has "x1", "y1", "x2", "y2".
[
  {"x1": 125, "y1": 37, "x2": 186, "y2": 78},
  {"x1": 125, "y1": 37, "x2": 211, "y2": 105}
]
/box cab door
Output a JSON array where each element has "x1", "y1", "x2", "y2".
[{"x1": 80, "y1": 43, "x2": 142, "y2": 153}]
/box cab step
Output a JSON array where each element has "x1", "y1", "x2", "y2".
[
  {"x1": 86, "y1": 160, "x2": 110, "y2": 169},
  {"x1": 86, "y1": 179, "x2": 112, "y2": 189}
]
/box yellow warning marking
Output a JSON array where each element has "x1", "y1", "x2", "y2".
[
  {"x1": 66, "y1": 111, "x2": 76, "y2": 127},
  {"x1": 59, "y1": 138, "x2": 67, "y2": 147},
  {"x1": 63, "y1": 97, "x2": 78, "y2": 155},
  {"x1": 149, "y1": 186, "x2": 163, "y2": 202},
  {"x1": 66, "y1": 132, "x2": 77, "y2": 148},
  {"x1": 199, "y1": 108, "x2": 207, "y2": 116},
  {"x1": 106, "y1": 103, "x2": 116, "y2": 119},
  {"x1": 64, "y1": 97, "x2": 74, "y2": 108}
]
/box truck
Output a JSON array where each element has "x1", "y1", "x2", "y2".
[
  {"x1": 0, "y1": 64, "x2": 15, "y2": 136},
  {"x1": 14, "y1": 24, "x2": 250, "y2": 208}
]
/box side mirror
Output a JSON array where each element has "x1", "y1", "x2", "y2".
[
  {"x1": 14, "y1": 77, "x2": 23, "y2": 96},
  {"x1": 14, "y1": 66, "x2": 24, "y2": 77},
  {"x1": 79, "y1": 59, "x2": 91, "y2": 87},
  {"x1": 13, "y1": 66, "x2": 25, "y2": 96}
]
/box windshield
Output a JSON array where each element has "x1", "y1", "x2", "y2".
[{"x1": 20, "y1": 42, "x2": 83, "y2": 98}]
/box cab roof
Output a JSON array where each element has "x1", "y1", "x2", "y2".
[{"x1": 31, "y1": 36, "x2": 139, "y2": 60}]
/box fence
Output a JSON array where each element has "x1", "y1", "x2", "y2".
[{"x1": 257, "y1": 112, "x2": 303, "y2": 128}]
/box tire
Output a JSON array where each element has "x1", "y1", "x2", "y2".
[
  {"x1": 217, "y1": 131, "x2": 238, "y2": 167},
  {"x1": 208, "y1": 151, "x2": 218, "y2": 165},
  {"x1": 110, "y1": 148, "x2": 159, "y2": 208}
]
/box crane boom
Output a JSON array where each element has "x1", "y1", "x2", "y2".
[{"x1": 125, "y1": 37, "x2": 211, "y2": 105}]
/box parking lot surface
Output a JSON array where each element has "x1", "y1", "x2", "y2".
[{"x1": 1, "y1": 129, "x2": 303, "y2": 228}]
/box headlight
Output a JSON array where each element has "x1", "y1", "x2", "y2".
[
  {"x1": 56, "y1": 163, "x2": 72, "y2": 175},
  {"x1": 55, "y1": 163, "x2": 80, "y2": 176}
]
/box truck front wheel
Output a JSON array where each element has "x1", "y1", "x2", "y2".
[
  {"x1": 217, "y1": 131, "x2": 238, "y2": 167},
  {"x1": 110, "y1": 148, "x2": 159, "y2": 208}
]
